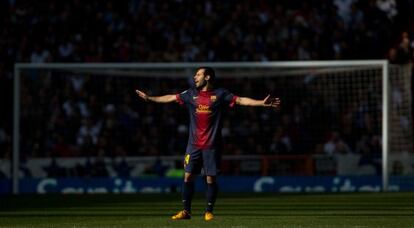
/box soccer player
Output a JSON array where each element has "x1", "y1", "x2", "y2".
[{"x1": 135, "y1": 67, "x2": 280, "y2": 221}]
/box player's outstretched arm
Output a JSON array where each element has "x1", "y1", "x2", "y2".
[
  {"x1": 236, "y1": 95, "x2": 281, "y2": 108},
  {"x1": 135, "y1": 89, "x2": 177, "y2": 103}
]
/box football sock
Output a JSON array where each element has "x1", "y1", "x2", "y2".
[
  {"x1": 206, "y1": 182, "x2": 218, "y2": 212},
  {"x1": 182, "y1": 181, "x2": 194, "y2": 213}
]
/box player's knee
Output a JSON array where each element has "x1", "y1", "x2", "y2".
[
  {"x1": 184, "y1": 173, "x2": 194, "y2": 182},
  {"x1": 206, "y1": 175, "x2": 216, "y2": 184}
]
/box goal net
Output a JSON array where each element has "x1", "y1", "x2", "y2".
[{"x1": 9, "y1": 61, "x2": 414, "y2": 193}]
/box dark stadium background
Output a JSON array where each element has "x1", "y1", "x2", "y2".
[
  {"x1": 1, "y1": 0, "x2": 414, "y2": 190},
  {"x1": 1, "y1": 1, "x2": 414, "y2": 227}
]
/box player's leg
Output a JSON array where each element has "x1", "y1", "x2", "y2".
[
  {"x1": 172, "y1": 172, "x2": 194, "y2": 220},
  {"x1": 202, "y1": 149, "x2": 220, "y2": 221},
  {"x1": 172, "y1": 148, "x2": 202, "y2": 220},
  {"x1": 205, "y1": 175, "x2": 218, "y2": 219},
  {"x1": 182, "y1": 172, "x2": 195, "y2": 214}
]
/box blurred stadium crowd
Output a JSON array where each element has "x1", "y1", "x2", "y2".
[{"x1": 1, "y1": 0, "x2": 414, "y2": 177}]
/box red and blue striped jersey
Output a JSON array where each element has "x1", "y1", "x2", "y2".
[{"x1": 176, "y1": 88, "x2": 238, "y2": 149}]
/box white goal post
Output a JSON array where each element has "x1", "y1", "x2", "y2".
[{"x1": 13, "y1": 60, "x2": 393, "y2": 194}]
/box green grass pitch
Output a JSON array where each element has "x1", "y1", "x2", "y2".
[{"x1": 1, "y1": 192, "x2": 414, "y2": 227}]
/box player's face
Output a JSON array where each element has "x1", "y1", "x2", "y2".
[{"x1": 194, "y1": 69, "x2": 208, "y2": 89}]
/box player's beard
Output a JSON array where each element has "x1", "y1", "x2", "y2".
[{"x1": 196, "y1": 80, "x2": 207, "y2": 90}]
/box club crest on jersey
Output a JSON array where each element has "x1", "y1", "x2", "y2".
[
  {"x1": 210, "y1": 95, "x2": 217, "y2": 101},
  {"x1": 193, "y1": 96, "x2": 198, "y2": 100}
]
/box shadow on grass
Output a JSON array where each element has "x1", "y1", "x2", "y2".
[{"x1": 1, "y1": 212, "x2": 414, "y2": 217}]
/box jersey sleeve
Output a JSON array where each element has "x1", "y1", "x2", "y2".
[
  {"x1": 176, "y1": 89, "x2": 192, "y2": 105},
  {"x1": 222, "y1": 89, "x2": 239, "y2": 108}
]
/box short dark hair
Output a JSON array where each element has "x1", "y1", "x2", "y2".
[{"x1": 198, "y1": 66, "x2": 215, "y2": 81}]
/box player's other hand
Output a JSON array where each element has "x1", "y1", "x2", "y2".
[
  {"x1": 263, "y1": 95, "x2": 281, "y2": 110},
  {"x1": 135, "y1": 89, "x2": 149, "y2": 101}
]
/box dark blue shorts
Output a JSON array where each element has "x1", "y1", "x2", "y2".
[{"x1": 183, "y1": 145, "x2": 221, "y2": 176}]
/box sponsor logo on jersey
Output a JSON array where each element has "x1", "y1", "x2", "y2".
[{"x1": 196, "y1": 104, "x2": 212, "y2": 113}]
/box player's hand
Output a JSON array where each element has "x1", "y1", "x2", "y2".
[
  {"x1": 135, "y1": 89, "x2": 149, "y2": 101},
  {"x1": 263, "y1": 95, "x2": 281, "y2": 110}
]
